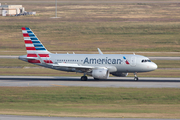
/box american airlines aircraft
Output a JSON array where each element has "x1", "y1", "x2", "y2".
[{"x1": 19, "y1": 27, "x2": 158, "y2": 81}]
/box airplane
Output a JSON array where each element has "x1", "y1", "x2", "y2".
[{"x1": 19, "y1": 27, "x2": 158, "y2": 81}]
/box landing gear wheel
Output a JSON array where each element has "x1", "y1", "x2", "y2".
[
  {"x1": 134, "y1": 77, "x2": 139, "y2": 81},
  {"x1": 134, "y1": 72, "x2": 138, "y2": 81},
  {"x1": 94, "y1": 78, "x2": 100, "y2": 80},
  {"x1": 81, "y1": 76, "x2": 87, "y2": 81}
]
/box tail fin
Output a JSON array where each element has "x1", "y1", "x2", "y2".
[{"x1": 22, "y1": 27, "x2": 51, "y2": 57}]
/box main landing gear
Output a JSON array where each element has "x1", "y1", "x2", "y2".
[
  {"x1": 81, "y1": 76, "x2": 87, "y2": 81},
  {"x1": 81, "y1": 73, "x2": 88, "y2": 81},
  {"x1": 134, "y1": 72, "x2": 139, "y2": 81}
]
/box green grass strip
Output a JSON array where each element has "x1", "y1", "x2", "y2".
[{"x1": 0, "y1": 87, "x2": 180, "y2": 118}]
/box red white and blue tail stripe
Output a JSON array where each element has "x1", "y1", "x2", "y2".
[
  {"x1": 22, "y1": 27, "x2": 49, "y2": 52},
  {"x1": 22, "y1": 27, "x2": 52, "y2": 64},
  {"x1": 22, "y1": 27, "x2": 50, "y2": 55}
]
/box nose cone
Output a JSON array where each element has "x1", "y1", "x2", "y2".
[
  {"x1": 143, "y1": 62, "x2": 158, "y2": 72},
  {"x1": 151, "y1": 62, "x2": 158, "y2": 70}
]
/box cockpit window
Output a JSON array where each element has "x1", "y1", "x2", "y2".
[{"x1": 142, "y1": 59, "x2": 151, "y2": 63}]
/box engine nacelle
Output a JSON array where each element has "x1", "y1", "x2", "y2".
[
  {"x1": 111, "y1": 72, "x2": 128, "y2": 77},
  {"x1": 92, "y1": 68, "x2": 109, "y2": 79}
]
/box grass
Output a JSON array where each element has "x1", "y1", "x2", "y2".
[
  {"x1": 0, "y1": 1, "x2": 180, "y2": 54},
  {"x1": 1, "y1": 22, "x2": 180, "y2": 52},
  {"x1": 0, "y1": 59, "x2": 37, "y2": 67},
  {"x1": 1, "y1": 87, "x2": 179, "y2": 104},
  {"x1": 0, "y1": 87, "x2": 180, "y2": 118},
  {"x1": 137, "y1": 69, "x2": 180, "y2": 78},
  {"x1": 152, "y1": 60, "x2": 180, "y2": 68},
  {"x1": 0, "y1": 68, "x2": 81, "y2": 77},
  {"x1": 0, "y1": 51, "x2": 180, "y2": 57}
]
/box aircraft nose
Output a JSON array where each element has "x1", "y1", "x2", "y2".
[{"x1": 151, "y1": 62, "x2": 158, "y2": 70}]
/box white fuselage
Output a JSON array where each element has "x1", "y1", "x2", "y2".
[{"x1": 19, "y1": 53, "x2": 157, "y2": 73}]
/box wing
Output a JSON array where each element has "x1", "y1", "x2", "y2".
[
  {"x1": 53, "y1": 63, "x2": 93, "y2": 68},
  {"x1": 52, "y1": 63, "x2": 94, "y2": 72},
  {"x1": 52, "y1": 63, "x2": 117, "y2": 73}
]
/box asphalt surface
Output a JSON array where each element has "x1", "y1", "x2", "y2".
[
  {"x1": 0, "y1": 76, "x2": 180, "y2": 88},
  {"x1": 0, "y1": 55, "x2": 18, "y2": 59},
  {"x1": 0, "y1": 115, "x2": 179, "y2": 120}
]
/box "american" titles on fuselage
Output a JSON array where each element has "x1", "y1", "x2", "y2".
[{"x1": 83, "y1": 57, "x2": 123, "y2": 64}]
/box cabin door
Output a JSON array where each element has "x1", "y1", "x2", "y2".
[{"x1": 131, "y1": 57, "x2": 136, "y2": 66}]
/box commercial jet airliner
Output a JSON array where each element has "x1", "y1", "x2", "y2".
[{"x1": 19, "y1": 27, "x2": 158, "y2": 81}]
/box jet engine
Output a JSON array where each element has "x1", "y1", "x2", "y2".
[
  {"x1": 91, "y1": 68, "x2": 109, "y2": 79},
  {"x1": 111, "y1": 72, "x2": 128, "y2": 77}
]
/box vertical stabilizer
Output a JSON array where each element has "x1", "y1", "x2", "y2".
[
  {"x1": 21, "y1": 27, "x2": 53, "y2": 64},
  {"x1": 22, "y1": 27, "x2": 51, "y2": 57}
]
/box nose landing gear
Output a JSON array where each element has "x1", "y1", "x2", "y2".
[{"x1": 134, "y1": 72, "x2": 139, "y2": 81}]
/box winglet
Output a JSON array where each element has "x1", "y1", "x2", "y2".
[{"x1": 97, "y1": 48, "x2": 103, "y2": 55}]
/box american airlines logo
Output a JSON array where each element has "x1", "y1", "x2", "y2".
[{"x1": 83, "y1": 57, "x2": 122, "y2": 64}]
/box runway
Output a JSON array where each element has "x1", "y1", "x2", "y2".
[
  {"x1": 0, "y1": 76, "x2": 180, "y2": 88},
  {"x1": 0, "y1": 115, "x2": 179, "y2": 120}
]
